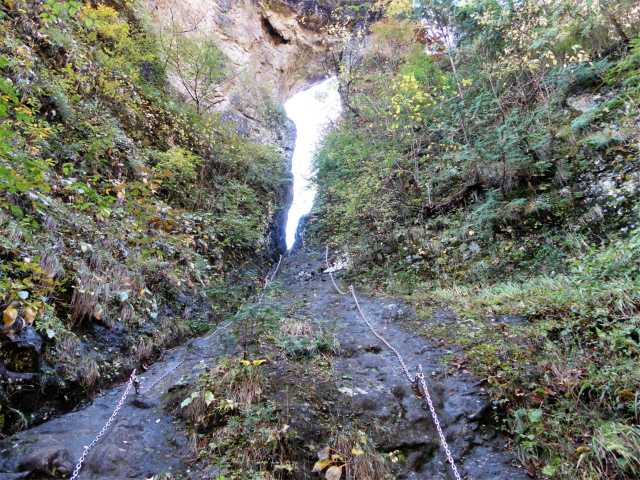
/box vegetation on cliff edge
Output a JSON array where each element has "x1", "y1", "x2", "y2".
[
  {"x1": 310, "y1": 0, "x2": 640, "y2": 477},
  {"x1": 0, "y1": 0, "x2": 288, "y2": 433}
]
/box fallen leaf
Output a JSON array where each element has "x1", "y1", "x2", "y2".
[
  {"x1": 317, "y1": 446, "x2": 330, "y2": 460},
  {"x1": 24, "y1": 306, "x2": 37, "y2": 324},
  {"x1": 325, "y1": 465, "x2": 343, "y2": 480},
  {"x1": 530, "y1": 391, "x2": 544, "y2": 404},
  {"x1": 4, "y1": 305, "x2": 18, "y2": 325},
  {"x1": 351, "y1": 447, "x2": 364, "y2": 455},
  {"x1": 312, "y1": 458, "x2": 331, "y2": 473}
]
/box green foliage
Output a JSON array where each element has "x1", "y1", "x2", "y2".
[
  {"x1": 309, "y1": 1, "x2": 640, "y2": 478},
  {"x1": 161, "y1": 28, "x2": 226, "y2": 114},
  {"x1": 180, "y1": 358, "x2": 294, "y2": 478},
  {"x1": 0, "y1": 0, "x2": 288, "y2": 432}
]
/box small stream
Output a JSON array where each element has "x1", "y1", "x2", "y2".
[{"x1": 284, "y1": 78, "x2": 341, "y2": 249}]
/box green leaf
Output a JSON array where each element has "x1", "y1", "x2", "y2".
[
  {"x1": 68, "y1": 7, "x2": 76, "y2": 15},
  {"x1": 85, "y1": 18, "x2": 93, "y2": 27},
  {"x1": 312, "y1": 458, "x2": 331, "y2": 473},
  {"x1": 10, "y1": 205, "x2": 23, "y2": 216},
  {"x1": 16, "y1": 291, "x2": 28, "y2": 300},
  {"x1": 204, "y1": 390, "x2": 214, "y2": 406},
  {"x1": 181, "y1": 391, "x2": 199, "y2": 408},
  {"x1": 527, "y1": 409, "x2": 543, "y2": 423},
  {"x1": 119, "y1": 291, "x2": 129, "y2": 302}
]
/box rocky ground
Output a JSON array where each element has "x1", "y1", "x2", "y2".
[{"x1": 0, "y1": 246, "x2": 528, "y2": 479}]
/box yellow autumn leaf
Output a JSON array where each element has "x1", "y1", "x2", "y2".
[
  {"x1": 240, "y1": 360, "x2": 250, "y2": 366},
  {"x1": 4, "y1": 305, "x2": 18, "y2": 325},
  {"x1": 252, "y1": 359, "x2": 266, "y2": 366},
  {"x1": 351, "y1": 447, "x2": 364, "y2": 455},
  {"x1": 24, "y1": 306, "x2": 37, "y2": 324},
  {"x1": 312, "y1": 458, "x2": 331, "y2": 473}
]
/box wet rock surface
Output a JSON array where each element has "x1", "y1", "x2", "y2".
[
  {"x1": 0, "y1": 247, "x2": 527, "y2": 479},
  {"x1": 269, "y1": 247, "x2": 528, "y2": 480}
]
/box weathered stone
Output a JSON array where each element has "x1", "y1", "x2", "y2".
[
  {"x1": 0, "y1": 326, "x2": 42, "y2": 373},
  {"x1": 18, "y1": 446, "x2": 74, "y2": 477}
]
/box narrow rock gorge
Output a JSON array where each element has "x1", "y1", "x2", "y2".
[{"x1": 2, "y1": 0, "x2": 640, "y2": 479}]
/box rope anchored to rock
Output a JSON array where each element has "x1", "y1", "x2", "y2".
[
  {"x1": 325, "y1": 249, "x2": 462, "y2": 480},
  {"x1": 325, "y1": 246, "x2": 348, "y2": 295},
  {"x1": 347, "y1": 285, "x2": 461, "y2": 480}
]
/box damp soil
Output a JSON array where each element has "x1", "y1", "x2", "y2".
[{"x1": 0, "y1": 246, "x2": 529, "y2": 479}]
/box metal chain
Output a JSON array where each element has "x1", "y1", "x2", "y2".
[
  {"x1": 325, "y1": 246, "x2": 348, "y2": 295},
  {"x1": 416, "y1": 366, "x2": 462, "y2": 480},
  {"x1": 70, "y1": 369, "x2": 138, "y2": 480},
  {"x1": 143, "y1": 361, "x2": 184, "y2": 392},
  {"x1": 348, "y1": 286, "x2": 413, "y2": 383},
  {"x1": 66, "y1": 256, "x2": 288, "y2": 479},
  {"x1": 346, "y1": 285, "x2": 462, "y2": 480}
]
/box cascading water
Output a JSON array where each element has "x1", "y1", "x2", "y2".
[{"x1": 284, "y1": 78, "x2": 341, "y2": 249}]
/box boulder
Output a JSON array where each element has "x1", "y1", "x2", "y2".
[{"x1": 0, "y1": 326, "x2": 42, "y2": 373}]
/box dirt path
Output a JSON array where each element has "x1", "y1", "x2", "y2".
[{"x1": 0, "y1": 247, "x2": 528, "y2": 479}]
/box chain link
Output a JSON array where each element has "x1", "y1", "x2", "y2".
[
  {"x1": 325, "y1": 246, "x2": 349, "y2": 295},
  {"x1": 346, "y1": 284, "x2": 462, "y2": 480},
  {"x1": 143, "y1": 361, "x2": 184, "y2": 392},
  {"x1": 70, "y1": 369, "x2": 138, "y2": 480},
  {"x1": 416, "y1": 366, "x2": 462, "y2": 480}
]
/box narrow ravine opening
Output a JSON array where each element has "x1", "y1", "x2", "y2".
[{"x1": 284, "y1": 78, "x2": 341, "y2": 249}]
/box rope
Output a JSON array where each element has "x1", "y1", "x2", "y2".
[
  {"x1": 258, "y1": 254, "x2": 283, "y2": 304},
  {"x1": 70, "y1": 369, "x2": 138, "y2": 480},
  {"x1": 325, "y1": 246, "x2": 348, "y2": 295},
  {"x1": 345, "y1": 283, "x2": 462, "y2": 480},
  {"x1": 205, "y1": 254, "x2": 282, "y2": 342}
]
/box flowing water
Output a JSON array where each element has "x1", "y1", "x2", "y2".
[{"x1": 284, "y1": 78, "x2": 341, "y2": 249}]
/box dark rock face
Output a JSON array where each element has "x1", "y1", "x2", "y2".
[
  {"x1": 267, "y1": 117, "x2": 296, "y2": 257},
  {"x1": 0, "y1": 290, "x2": 212, "y2": 435},
  {"x1": 0, "y1": 248, "x2": 528, "y2": 479},
  {"x1": 18, "y1": 446, "x2": 74, "y2": 477},
  {"x1": 0, "y1": 326, "x2": 42, "y2": 373},
  {"x1": 267, "y1": 248, "x2": 530, "y2": 479}
]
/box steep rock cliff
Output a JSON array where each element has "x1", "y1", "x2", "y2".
[{"x1": 145, "y1": 0, "x2": 336, "y2": 255}]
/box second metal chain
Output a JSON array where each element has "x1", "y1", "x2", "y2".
[
  {"x1": 346, "y1": 284, "x2": 462, "y2": 480},
  {"x1": 144, "y1": 360, "x2": 184, "y2": 392}
]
